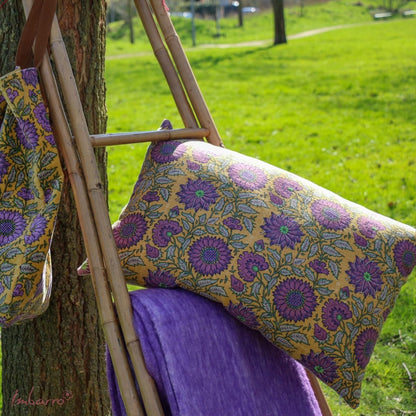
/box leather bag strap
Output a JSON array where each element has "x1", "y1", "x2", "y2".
[{"x1": 15, "y1": 0, "x2": 57, "y2": 69}]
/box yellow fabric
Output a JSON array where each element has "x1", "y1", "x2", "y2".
[
  {"x1": 80, "y1": 138, "x2": 416, "y2": 408},
  {"x1": 0, "y1": 67, "x2": 63, "y2": 327},
  {"x1": 79, "y1": 141, "x2": 416, "y2": 407}
]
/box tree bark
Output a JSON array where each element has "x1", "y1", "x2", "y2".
[
  {"x1": 127, "y1": 0, "x2": 135, "y2": 44},
  {"x1": 237, "y1": 0, "x2": 243, "y2": 28},
  {"x1": 1, "y1": 1, "x2": 110, "y2": 415},
  {"x1": 271, "y1": 0, "x2": 287, "y2": 45}
]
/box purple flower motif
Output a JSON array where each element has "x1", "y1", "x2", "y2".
[
  {"x1": 228, "y1": 163, "x2": 268, "y2": 190},
  {"x1": 273, "y1": 177, "x2": 303, "y2": 198},
  {"x1": 16, "y1": 119, "x2": 39, "y2": 149},
  {"x1": 33, "y1": 102, "x2": 52, "y2": 132},
  {"x1": 34, "y1": 277, "x2": 44, "y2": 297},
  {"x1": 0, "y1": 151, "x2": 10, "y2": 183},
  {"x1": 228, "y1": 302, "x2": 259, "y2": 328},
  {"x1": 273, "y1": 278, "x2": 317, "y2": 322},
  {"x1": 322, "y1": 299, "x2": 352, "y2": 331},
  {"x1": 177, "y1": 178, "x2": 219, "y2": 211},
  {"x1": 382, "y1": 308, "x2": 391, "y2": 321},
  {"x1": 22, "y1": 68, "x2": 39, "y2": 87},
  {"x1": 17, "y1": 187, "x2": 34, "y2": 201},
  {"x1": 188, "y1": 236, "x2": 231, "y2": 276},
  {"x1": 311, "y1": 199, "x2": 352, "y2": 231},
  {"x1": 269, "y1": 193, "x2": 284, "y2": 206},
  {"x1": 357, "y1": 216, "x2": 386, "y2": 239},
  {"x1": 346, "y1": 256, "x2": 383, "y2": 297},
  {"x1": 230, "y1": 275, "x2": 245, "y2": 293},
  {"x1": 146, "y1": 244, "x2": 160, "y2": 259},
  {"x1": 187, "y1": 160, "x2": 201, "y2": 172},
  {"x1": 169, "y1": 206, "x2": 180, "y2": 218},
  {"x1": 6, "y1": 88, "x2": 18, "y2": 102},
  {"x1": 394, "y1": 240, "x2": 416, "y2": 277},
  {"x1": 192, "y1": 149, "x2": 211, "y2": 163},
  {"x1": 237, "y1": 252, "x2": 268, "y2": 282},
  {"x1": 146, "y1": 269, "x2": 177, "y2": 288},
  {"x1": 309, "y1": 259, "x2": 329, "y2": 275},
  {"x1": 0, "y1": 210, "x2": 27, "y2": 246},
  {"x1": 45, "y1": 134, "x2": 56, "y2": 146},
  {"x1": 44, "y1": 188, "x2": 53, "y2": 203},
  {"x1": 24, "y1": 214, "x2": 47, "y2": 244},
  {"x1": 192, "y1": 147, "x2": 219, "y2": 163},
  {"x1": 301, "y1": 351, "x2": 338, "y2": 384},
  {"x1": 143, "y1": 191, "x2": 160, "y2": 202},
  {"x1": 355, "y1": 328, "x2": 379, "y2": 369},
  {"x1": 339, "y1": 286, "x2": 350, "y2": 300},
  {"x1": 159, "y1": 119, "x2": 173, "y2": 130},
  {"x1": 150, "y1": 141, "x2": 185, "y2": 164},
  {"x1": 13, "y1": 284, "x2": 24, "y2": 297},
  {"x1": 0, "y1": 94, "x2": 5, "y2": 104},
  {"x1": 254, "y1": 239, "x2": 265, "y2": 252},
  {"x1": 354, "y1": 232, "x2": 368, "y2": 248},
  {"x1": 152, "y1": 220, "x2": 182, "y2": 247},
  {"x1": 314, "y1": 324, "x2": 328, "y2": 342},
  {"x1": 113, "y1": 213, "x2": 147, "y2": 249},
  {"x1": 261, "y1": 213, "x2": 304, "y2": 249},
  {"x1": 223, "y1": 217, "x2": 243, "y2": 231}
]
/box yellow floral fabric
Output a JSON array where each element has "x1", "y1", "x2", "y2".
[
  {"x1": 0, "y1": 67, "x2": 63, "y2": 327},
  {"x1": 80, "y1": 138, "x2": 416, "y2": 408}
]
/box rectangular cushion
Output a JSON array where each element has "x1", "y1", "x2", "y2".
[{"x1": 81, "y1": 139, "x2": 416, "y2": 408}]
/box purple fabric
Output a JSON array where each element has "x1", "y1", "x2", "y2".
[{"x1": 106, "y1": 288, "x2": 322, "y2": 416}]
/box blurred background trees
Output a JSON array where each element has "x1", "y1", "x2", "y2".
[{"x1": 106, "y1": 0, "x2": 413, "y2": 47}]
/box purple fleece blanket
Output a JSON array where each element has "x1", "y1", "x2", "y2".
[{"x1": 106, "y1": 288, "x2": 322, "y2": 416}]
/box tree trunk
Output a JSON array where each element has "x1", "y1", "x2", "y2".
[
  {"x1": 127, "y1": 0, "x2": 135, "y2": 44},
  {"x1": 271, "y1": 0, "x2": 287, "y2": 45},
  {"x1": 237, "y1": 0, "x2": 243, "y2": 27},
  {"x1": 0, "y1": 1, "x2": 110, "y2": 415}
]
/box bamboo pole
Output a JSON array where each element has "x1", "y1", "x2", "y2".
[
  {"x1": 131, "y1": 0, "x2": 198, "y2": 130},
  {"x1": 90, "y1": 127, "x2": 208, "y2": 147},
  {"x1": 43, "y1": 13, "x2": 165, "y2": 416},
  {"x1": 148, "y1": 0, "x2": 223, "y2": 147},
  {"x1": 18, "y1": 2, "x2": 146, "y2": 415},
  {"x1": 42, "y1": 89, "x2": 144, "y2": 416}
]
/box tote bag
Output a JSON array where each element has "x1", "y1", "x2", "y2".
[{"x1": 0, "y1": 0, "x2": 62, "y2": 327}]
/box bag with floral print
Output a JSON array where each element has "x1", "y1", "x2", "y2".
[{"x1": 0, "y1": 0, "x2": 62, "y2": 327}]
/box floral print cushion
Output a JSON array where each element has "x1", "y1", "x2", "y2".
[{"x1": 79, "y1": 139, "x2": 416, "y2": 408}]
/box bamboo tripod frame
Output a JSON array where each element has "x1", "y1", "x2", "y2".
[{"x1": 20, "y1": 0, "x2": 332, "y2": 415}]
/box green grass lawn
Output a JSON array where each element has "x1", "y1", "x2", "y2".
[{"x1": 105, "y1": 15, "x2": 416, "y2": 416}]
